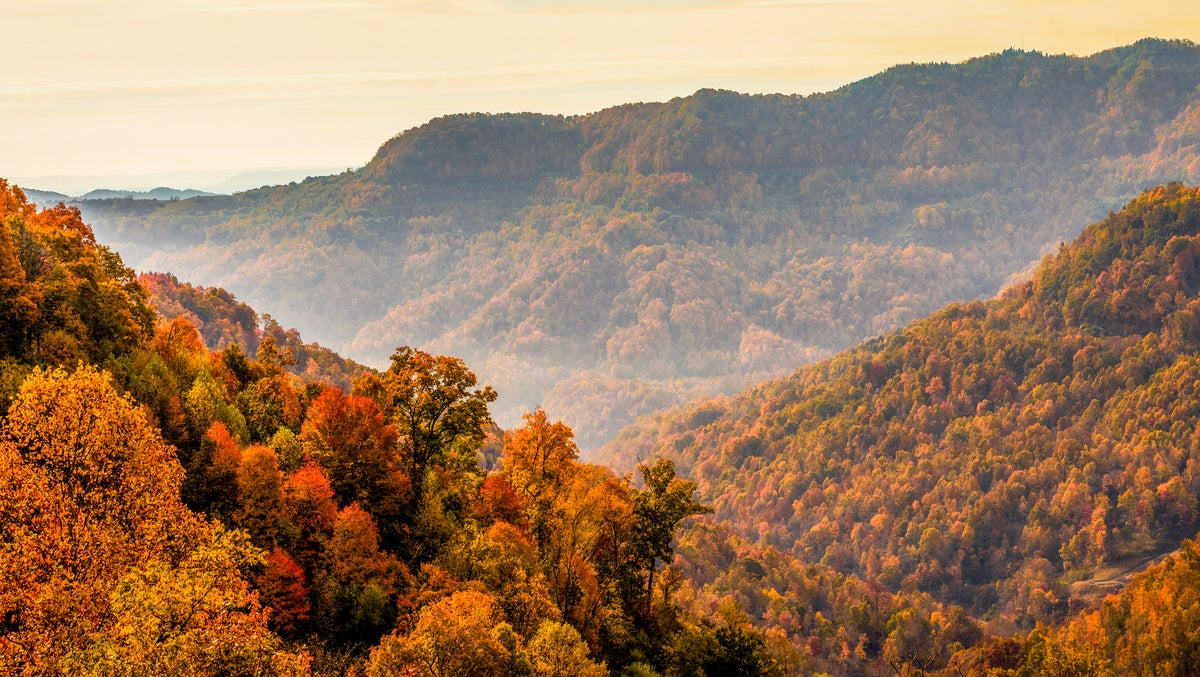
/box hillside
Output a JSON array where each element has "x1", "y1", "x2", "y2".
[
  {"x1": 0, "y1": 181, "x2": 773, "y2": 675},
  {"x1": 600, "y1": 184, "x2": 1200, "y2": 645},
  {"x1": 80, "y1": 39, "x2": 1200, "y2": 448},
  {"x1": 11, "y1": 174, "x2": 1200, "y2": 674},
  {"x1": 140, "y1": 272, "x2": 371, "y2": 391}
]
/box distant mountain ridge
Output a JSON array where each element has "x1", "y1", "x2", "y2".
[
  {"x1": 16, "y1": 166, "x2": 350, "y2": 199},
  {"x1": 79, "y1": 38, "x2": 1200, "y2": 448},
  {"x1": 79, "y1": 187, "x2": 215, "y2": 201}
]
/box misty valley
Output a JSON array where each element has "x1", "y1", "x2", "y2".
[{"x1": 7, "y1": 38, "x2": 1200, "y2": 676}]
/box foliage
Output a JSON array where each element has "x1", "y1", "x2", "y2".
[
  {"x1": 1, "y1": 179, "x2": 152, "y2": 368},
  {"x1": 140, "y1": 272, "x2": 371, "y2": 392},
  {"x1": 0, "y1": 366, "x2": 304, "y2": 674},
  {"x1": 62, "y1": 529, "x2": 310, "y2": 677},
  {"x1": 80, "y1": 39, "x2": 1200, "y2": 449},
  {"x1": 602, "y1": 184, "x2": 1200, "y2": 670}
]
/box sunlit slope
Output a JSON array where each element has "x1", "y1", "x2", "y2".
[
  {"x1": 602, "y1": 184, "x2": 1200, "y2": 619},
  {"x1": 82, "y1": 39, "x2": 1200, "y2": 448}
]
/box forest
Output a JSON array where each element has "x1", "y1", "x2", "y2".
[
  {"x1": 76, "y1": 39, "x2": 1200, "y2": 449},
  {"x1": 0, "y1": 179, "x2": 748, "y2": 675},
  {"x1": 602, "y1": 183, "x2": 1200, "y2": 674},
  {"x1": 10, "y1": 167, "x2": 1200, "y2": 673}
]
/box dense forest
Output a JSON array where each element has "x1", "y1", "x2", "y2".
[
  {"x1": 139, "y1": 271, "x2": 370, "y2": 392},
  {"x1": 0, "y1": 179, "x2": 760, "y2": 675},
  {"x1": 11, "y1": 168, "x2": 1200, "y2": 673},
  {"x1": 77, "y1": 39, "x2": 1200, "y2": 449},
  {"x1": 602, "y1": 183, "x2": 1200, "y2": 673}
]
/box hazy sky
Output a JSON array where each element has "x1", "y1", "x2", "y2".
[{"x1": 5, "y1": 0, "x2": 1200, "y2": 190}]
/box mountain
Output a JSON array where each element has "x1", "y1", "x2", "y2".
[
  {"x1": 139, "y1": 271, "x2": 372, "y2": 392},
  {"x1": 205, "y1": 167, "x2": 352, "y2": 194},
  {"x1": 11, "y1": 171, "x2": 1200, "y2": 673},
  {"x1": 0, "y1": 180, "x2": 771, "y2": 675},
  {"x1": 599, "y1": 184, "x2": 1200, "y2": 644},
  {"x1": 13, "y1": 166, "x2": 351, "y2": 198},
  {"x1": 22, "y1": 187, "x2": 71, "y2": 208},
  {"x1": 78, "y1": 187, "x2": 216, "y2": 201},
  {"x1": 78, "y1": 39, "x2": 1200, "y2": 449}
]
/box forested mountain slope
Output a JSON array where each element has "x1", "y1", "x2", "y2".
[
  {"x1": 140, "y1": 272, "x2": 371, "y2": 391},
  {"x1": 0, "y1": 180, "x2": 768, "y2": 676},
  {"x1": 601, "y1": 184, "x2": 1200, "y2": 638},
  {"x1": 11, "y1": 176, "x2": 1200, "y2": 674},
  {"x1": 81, "y1": 39, "x2": 1200, "y2": 448}
]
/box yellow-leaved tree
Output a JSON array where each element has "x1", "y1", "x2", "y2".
[{"x1": 0, "y1": 365, "x2": 308, "y2": 675}]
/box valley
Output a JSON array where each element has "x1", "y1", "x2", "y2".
[
  {"x1": 77, "y1": 39, "x2": 1200, "y2": 450},
  {"x1": 8, "y1": 37, "x2": 1200, "y2": 677}
]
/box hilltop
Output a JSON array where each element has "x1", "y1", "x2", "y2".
[{"x1": 80, "y1": 38, "x2": 1200, "y2": 448}]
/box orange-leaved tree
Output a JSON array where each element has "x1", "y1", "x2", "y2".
[{"x1": 0, "y1": 365, "x2": 307, "y2": 675}]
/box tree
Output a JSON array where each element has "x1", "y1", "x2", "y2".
[
  {"x1": 2, "y1": 364, "x2": 201, "y2": 548},
  {"x1": 239, "y1": 374, "x2": 301, "y2": 443},
  {"x1": 281, "y1": 460, "x2": 339, "y2": 574},
  {"x1": 235, "y1": 444, "x2": 286, "y2": 549},
  {"x1": 474, "y1": 472, "x2": 529, "y2": 529},
  {"x1": 503, "y1": 407, "x2": 579, "y2": 548},
  {"x1": 256, "y1": 549, "x2": 312, "y2": 638},
  {"x1": 366, "y1": 590, "x2": 513, "y2": 677},
  {"x1": 527, "y1": 621, "x2": 607, "y2": 677},
  {"x1": 313, "y1": 504, "x2": 408, "y2": 646},
  {"x1": 0, "y1": 210, "x2": 40, "y2": 358},
  {"x1": 183, "y1": 421, "x2": 244, "y2": 519},
  {"x1": 629, "y1": 459, "x2": 712, "y2": 613},
  {"x1": 61, "y1": 529, "x2": 310, "y2": 676},
  {"x1": 371, "y1": 346, "x2": 497, "y2": 505},
  {"x1": 0, "y1": 366, "x2": 205, "y2": 671},
  {"x1": 183, "y1": 369, "x2": 248, "y2": 444},
  {"x1": 300, "y1": 387, "x2": 406, "y2": 527},
  {"x1": 153, "y1": 316, "x2": 208, "y2": 386},
  {"x1": 539, "y1": 464, "x2": 628, "y2": 646}
]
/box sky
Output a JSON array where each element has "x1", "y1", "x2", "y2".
[{"x1": 5, "y1": 0, "x2": 1200, "y2": 193}]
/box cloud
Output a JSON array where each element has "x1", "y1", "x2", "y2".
[
  {"x1": 744, "y1": 0, "x2": 859, "y2": 6},
  {"x1": 204, "y1": 1, "x2": 390, "y2": 12},
  {"x1": 500, "y1": 0, "x2": 735, "y2": 10}
]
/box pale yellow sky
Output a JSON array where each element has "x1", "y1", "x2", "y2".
[{"x1": 4, "y1": 0, "x2": 1200, "y2": 190}]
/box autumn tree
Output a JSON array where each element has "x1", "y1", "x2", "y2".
[
  {"x1": 256, "y1": 549, "x2": 312, "y2": 639},
  {"x1": 369, "y1": 346, "x2": 497, "y2": 506},
  {"x1": 629, "y1": 459, "x2": 712, "y2": 614},
  {"x1": 540, "y1": 465, "x2": 628, "y2": 646},
  {"x1": 61, "y1": 529, "x2": 310, "y2": 676},
  {"x1": 282, "y1": 460, "x2": 339, "y2": 574},
  {"x1": 235, "y1": 444, "x2": 287, "y2": 549},
  {"x1": 239, "y1": 373, "x2": 301, "y2": 442},
  {"x1": 184, "y1": 369, "x2": 249, "y2": 444},
  {"x1": 474, "y1": 472, "x2": 529, "y2": 529},
  {"x1": 0, "y1": 354, "x2": 302, "y2": 671},
  {"x1": 313, "y1": 504, "x2": 409, "y2": 646},
  {"x1": 438, "y1": 520, "x2": 560, "y2": 639},
  {"x1": 183, "y1": 421, "x2": 244, "y2": 519},
  {"x1": 526, "y1": 620, "x2": 608, "y2": 677},
  {"x1": 153, "y1": 316, "x2": 208, "y2": 386},
  {"x1": 366, "y1": 590, "x2": 514, "y2": 677},
  {"x1": 503, "y1": 407, "x2": 580, "y2": 547},
  {"x1": 0, "y1": 206, "x2": 40, "y2": 358},
  {"x1": 300, "y1": 387, "x2": 406, "y2": 530}
]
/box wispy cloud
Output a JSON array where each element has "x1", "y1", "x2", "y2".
[
  {"x1": 745, "y1": 0, "x2": 859, "y2": 6},
  {"x1": 204, "y1": 2, "x2": 388, "y2": 12},
  {"x1": 500, "y1": 0, "x2": 735, "y2": 10}
]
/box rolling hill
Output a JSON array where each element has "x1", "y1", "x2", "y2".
[
  {"x1": 600, "y1": 183, "x2": 1200, "y2": 645},
  {"x1": 79, "y1": 38, "x2": 1200, "y2": 449}
]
